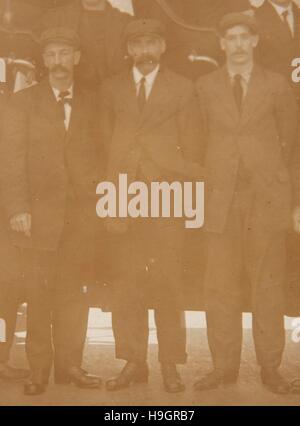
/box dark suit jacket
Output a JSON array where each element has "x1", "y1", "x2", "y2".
[
  {"x1": 41, "y1": 1, "x2": 132, "y2": 86},
  {"x1": 196, "y1": 65, "x2": 299, "y2": 235},
  {"x1": 0, "y1": 85, "x2": 23, "y2": 285},
  {"x1": 100, "y1": 66, "x2": 202, "y2": 185},
  {"x1": 0, "y1": 80, "x2": 100, "y2": 252},
  {"x1": 99, "y1": 66, "x2": 203, "y2": 303},
  {"x1": 255, "y1": 1, "x2": 300, "y2": 102}
]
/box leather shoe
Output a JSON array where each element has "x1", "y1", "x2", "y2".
[
  {"x1": 55, "y1": 367, "x2": 101, "y2": 389},
  {"x1": 106, "y1": 361, "x2": 148, "y2": 391},
  {"x1": 0, "y1": 364, "x2": 30, "y2": 382},
  {"x1": 24, "y1": 382, "x2": 46, "y2": 396},
  {"x1": 161, "y1": 363, "x2": 185, "y2": 393},
  {"x1": 194, "y1": 370, "x2": 238, "y2": 392},
  {"x1": 261, "y1": 368, "x2": 290, "y2": 394},
  {"x1": 23, "y1": 369, "x2": 50, "y2": 396}
]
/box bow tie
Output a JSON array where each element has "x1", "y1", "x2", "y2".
[{"x1": 57, "y1": 90, "x2": 73, "y2": 106}]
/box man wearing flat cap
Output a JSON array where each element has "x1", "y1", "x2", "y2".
[
  {"x1": 0, "y1": 26, "x2": 102, "y2": 395},
  {"x1": 195, "y1": 12, "x2": 299, "y2": 394},
  {"x1": 100, "y1": 18, "x2": 202, "y2": 393},
  {"x1": 41, "y1": 0, "x2": 132, "y2": 88}
]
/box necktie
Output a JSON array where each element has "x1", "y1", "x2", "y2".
[
  {"x1": 58, "y1": 90, "x2": 72, "y2": 107},
  {"x1": 233, "y1": 74, "x2": 243, "y2": 111},
  {"x1": 57, "y1": 90, "x2": 72, "y2": 127},
  {"x1": 137, "y1": 77, "x2": 146, "y2": 112},
  {"x1": 282, "y1": 10, "x2": 293, "y2": 38}
]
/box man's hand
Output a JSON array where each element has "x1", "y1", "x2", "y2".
[
  {"x1": 10, "y1": 213, "x2": 32, "y2": 237},
  {"x1": 293, "y1": 207, "x2": 300, "y2": 234}
]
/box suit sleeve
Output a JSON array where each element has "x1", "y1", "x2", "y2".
[
  {"x1": 291, "y1": 128, "x2": 300, "y2": 207},
  {"x1": 176, "y1": 81, "x2": 206, "y2": 179},
  {"x1": 274, "y1": 76, "x2": 299, "y2": 164},
  {"x1": 274, "y1": 76, "x2": 300, "y2": 206},
  {"x1": 98, "y1": 80, "x2": 115, "y2": 165},
  {"x1": 0, "y1": 92, "x2": 31, "y2": 219}
]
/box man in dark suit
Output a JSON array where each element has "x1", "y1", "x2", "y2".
[
  {"x1": 0, "y1": 204, "x2": 28, "y2": 382},
  {"x1": 255, "y1": 1, "x2": 300, "y2": 319},
  {"x1": 0, "y1": 81, "x2": 29, "y2": 382},
  {"x1": 0, "y1": 27, "x2": 101, "y2": 395},
  {"x1": 41, "y1": 0, "x2": 132, "y2": 87},
  {"x1": 195, "y1": 12, "x2": 299, "y2": 394},
  {"x1": 100, "y1": 18, "x2": 202, "y2": 393},
  {"x1": 255, "y1": 0, "x2": 300, "y2": 103}
]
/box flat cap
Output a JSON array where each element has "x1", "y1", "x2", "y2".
[
  {"x1": 40, "y1": 27, "x2": 80, "y2": 48},
  {"x1": 218, "y1": 11, "x2": 259, "y2": 36},
  {"x1": 125, "y1": 19, "x2": 166, "y2": 42}
]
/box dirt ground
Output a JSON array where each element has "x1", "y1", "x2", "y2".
[{"x1": 1, "y1": 310, "x2": 300, "y2": 407}]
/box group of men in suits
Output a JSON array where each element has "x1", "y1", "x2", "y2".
[{"x1": 0, "y1": 0, "x2": 300, "y2": 398}]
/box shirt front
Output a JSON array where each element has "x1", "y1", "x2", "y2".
[
  {"x1": 52, "y1": 86, "x2": 73, "y2": 131},
  {"x1": 133, "y1": 65, "x2": 160, "y2": 100},
  {"x1": 227, "y1": 65, "x2": 253, "y2": 100},
  {"x1": 227, "y1": 65, "x2": 254, "y2": 181},
  {"x1": 269, "y1": 0, "x2": 295, "y2": 37}
]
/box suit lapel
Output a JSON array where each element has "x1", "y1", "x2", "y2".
[
  {"x1": 118, "y1": 70, "x2": 140, "y2": 121},
  {"x1": 37, "y1": 81, "x2": 66, "y2": 138},
  {"x1": 263, "y1": 1, "x2": 294, "y2": 40},
  {"x1": 293, "y1": 4, "x2": 300, "y2": 40},
  {"x1": 66, "y1": 85, "x2": 83, "y2": 144},
  {"x1": 212, "y1": 67, "x2": 240, "y2": 124},
  {"x1": 240, "y1": 65, "x2": 268, "y2": 128},
  {"x1": 138, "y1": 67, "x2": 171, "y2": 127}
]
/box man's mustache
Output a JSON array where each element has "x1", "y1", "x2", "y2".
[
  {"x1": 135, "y1": 55, "x2": 157, "y2": 65},
  {"x1": 50, "y1": 65, "x2": 69, "y2": 74}
]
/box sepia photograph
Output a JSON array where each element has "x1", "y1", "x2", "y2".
[{"x1": 0, "y1": 0, "x2": 300, "y2": 410}]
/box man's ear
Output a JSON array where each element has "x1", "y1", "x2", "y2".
[{"x1": 74, "y1": 50, "x2": 81, "y2": 65}]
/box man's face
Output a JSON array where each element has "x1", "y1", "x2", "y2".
[
  {"x1": 220, "y1": 25, "x2": 259, "y2": 66},
  {"x1": 127, "y1": 35, "x2": 166, "y2": 68},
  {"x1": 43, "y1": 42, "x2": 81, "y2": 80}
]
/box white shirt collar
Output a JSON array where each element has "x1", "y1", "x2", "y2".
[
  {"x1": 52, "y1": 85, "x2": 74, "y2": 101},
  {"x1": 268, "y1": 1, "x2": 293, "y2": 17},
  {"x1": 133, "y1": 65, "x2": 160, "y2": 87},
  {"x1": 227, "y1": 64, "x2": 253, "y2": 84}
]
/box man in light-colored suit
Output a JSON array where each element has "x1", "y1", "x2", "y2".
[
  {"x1": 195, "y1": 12, "x2": 299, "y2": 394},
  {"x1": 100, "y1": 18, "x2": 202, "y2": 393}
]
